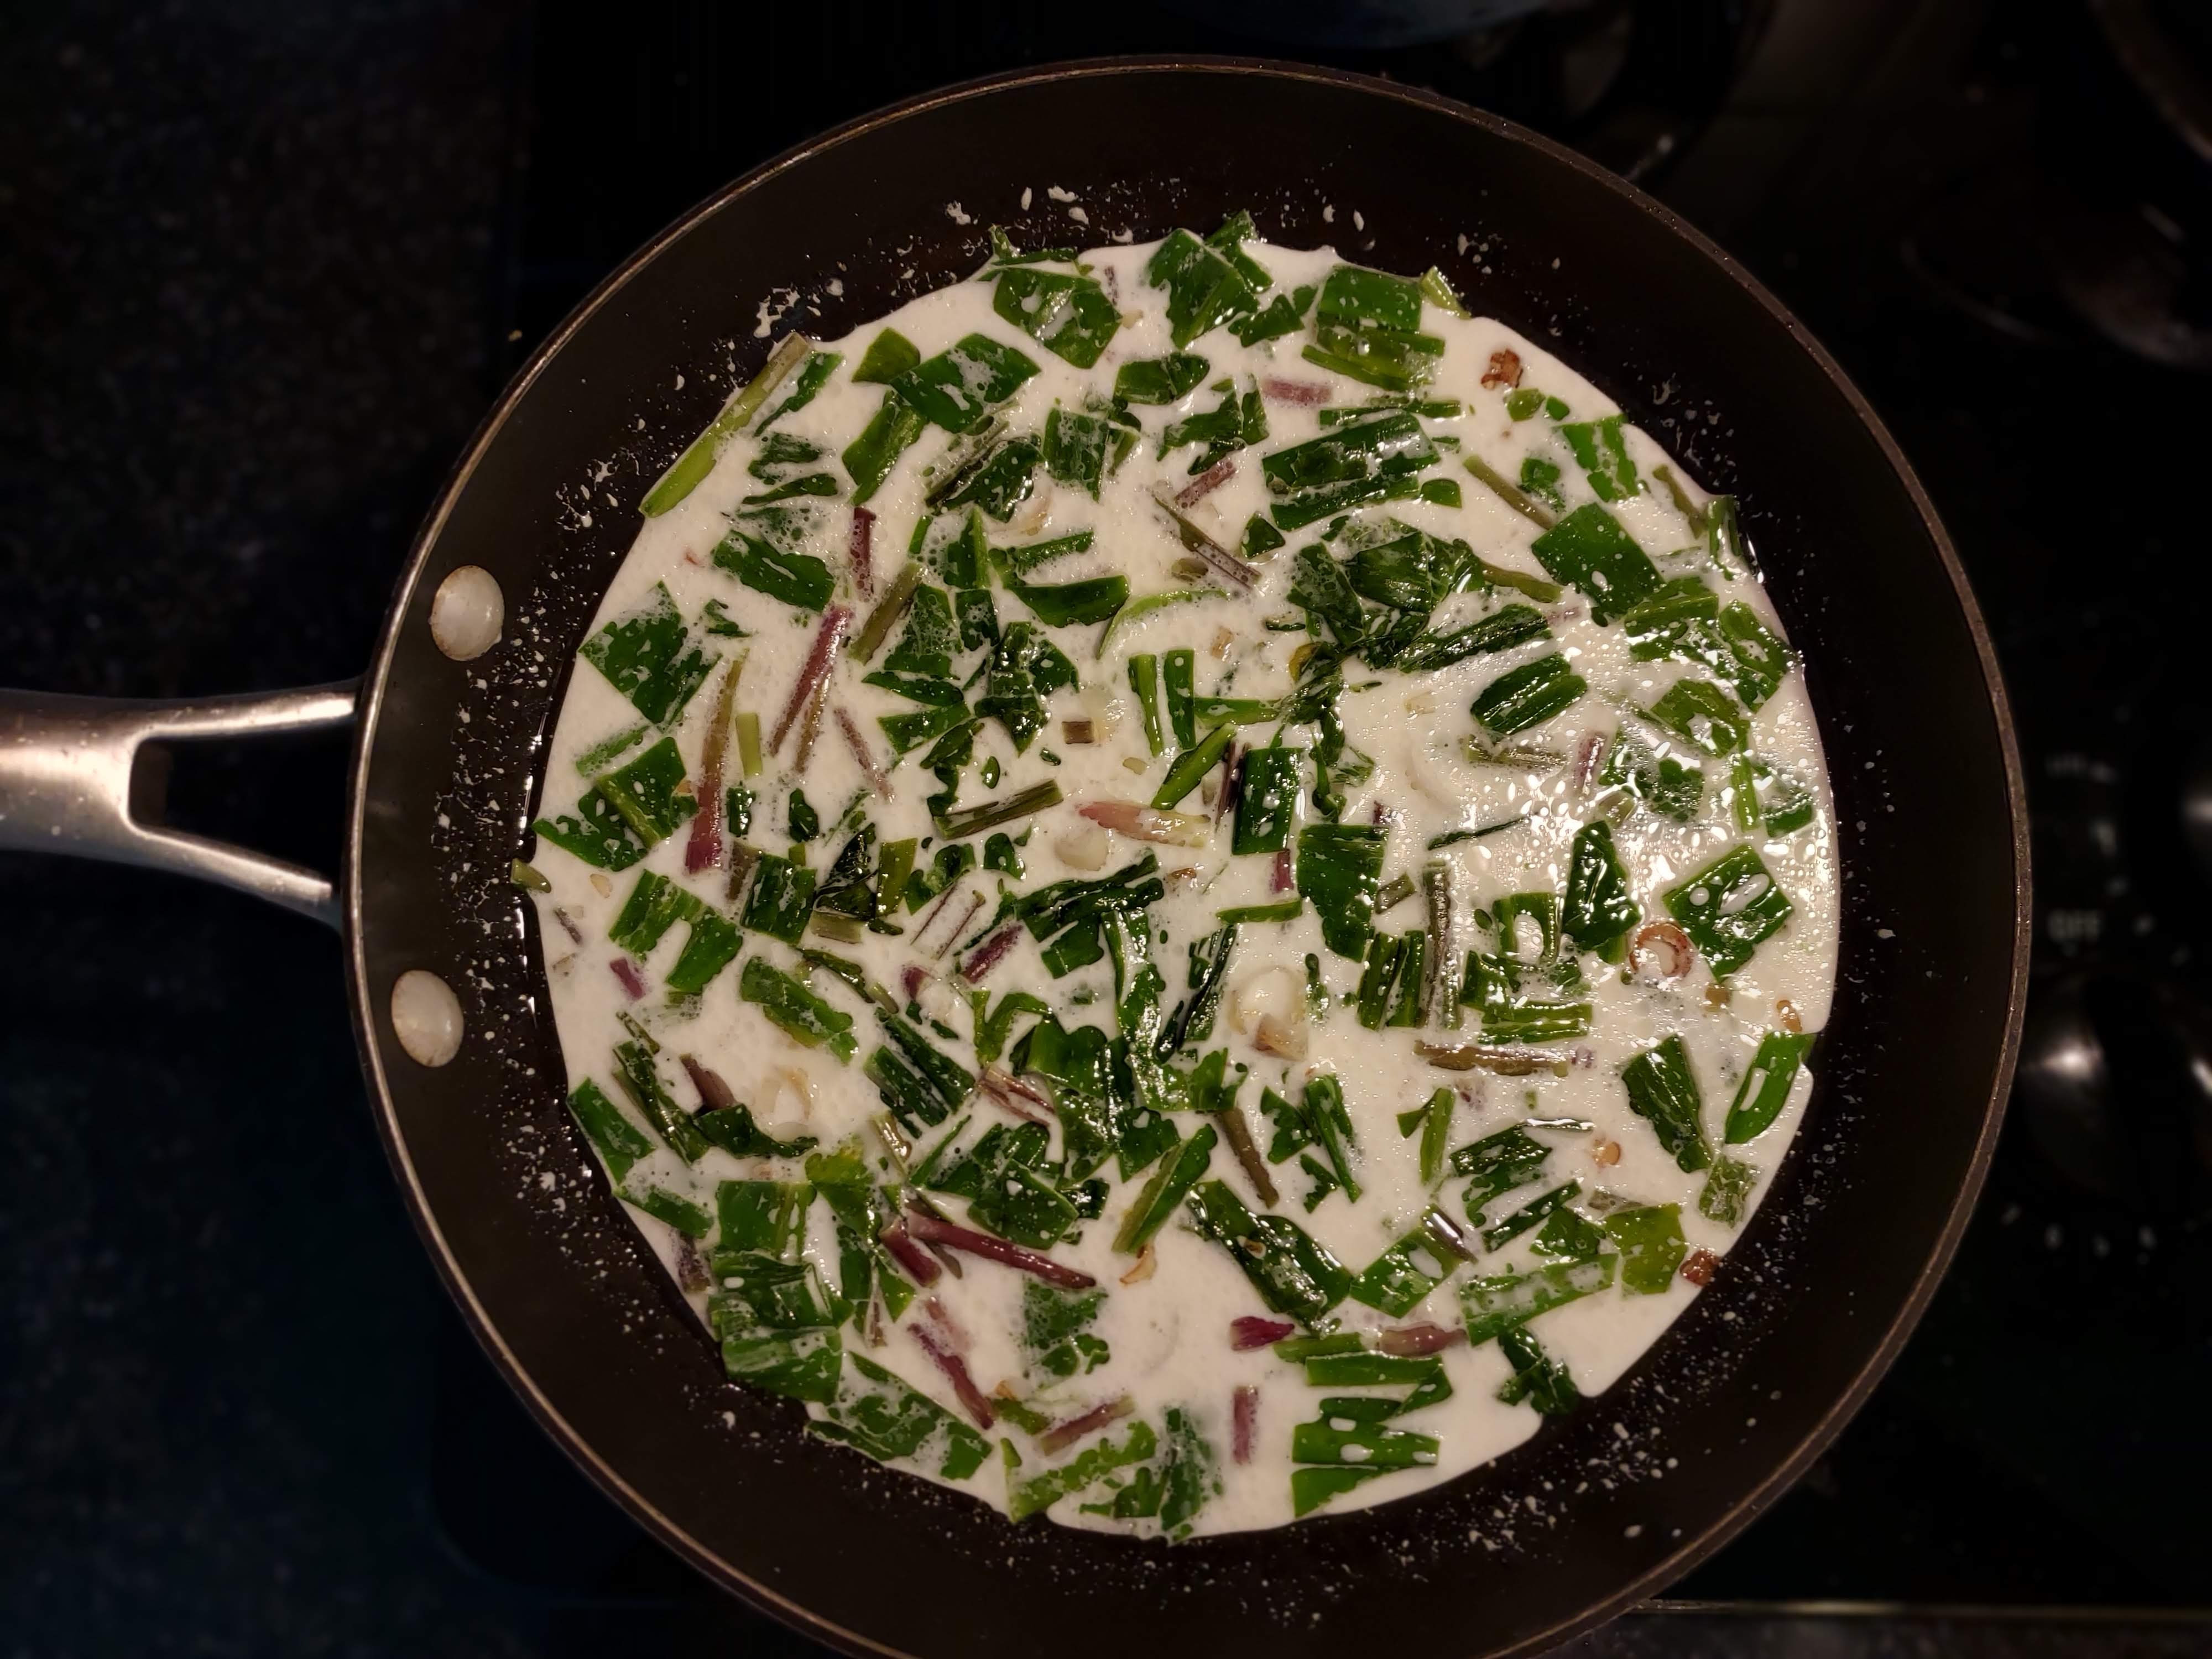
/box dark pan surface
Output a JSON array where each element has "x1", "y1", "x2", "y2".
[{"x1": 345, "y1": 60, "x2": 2028, "y2": 1659}]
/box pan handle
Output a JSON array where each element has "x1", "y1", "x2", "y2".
[{"x1": 0, "y1": 681, "x2": 359, "y2": 930}]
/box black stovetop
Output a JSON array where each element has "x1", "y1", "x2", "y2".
[{"x1": 6, "y1": 1, "x2": 2209, "y2": 1653}]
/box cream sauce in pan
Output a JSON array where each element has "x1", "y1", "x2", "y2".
[{"x1": 525, "y1": 229, "x2": 1836, "y2": 1537}]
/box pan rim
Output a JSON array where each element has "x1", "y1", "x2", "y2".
[{"x1": 344, "y1": 52, "x2": 2032, "y2": 1659}]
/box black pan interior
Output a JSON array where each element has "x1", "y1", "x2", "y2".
[{"x1": 346, "y1": 60, "x2": 2027, "y2": 1659}]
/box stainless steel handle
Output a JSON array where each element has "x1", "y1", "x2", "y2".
[{"x1": 0, "y1": 681, "x2": 360, "y2": 928}]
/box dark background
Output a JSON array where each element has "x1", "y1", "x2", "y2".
[{"x1": 5, "y1": 1, "x2": 2210, "y2": 1654}]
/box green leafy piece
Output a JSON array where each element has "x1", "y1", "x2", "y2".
[
  {"x1": 607, "y1": 868, "x2": 694, "y2": 954},
  {"x1": 1460, "y1": 1254, "x2": 1617, "y2": 1345},
  {"x1": 1232, "y1": 281, "x2": 1316, "y2": 346},
  {"x1": 1160, "y1": 378, "x2": 1267, "y2": 473},
  {"x1": 1041, "y1": 400, "x2": 1136, "y2": 497},
  {"x1": 1649, "y1": 678, "x2": 1750, "y2": 757},
  {"x1": 1480, "y1": 1180, "x2": 1580, "y2": 1251},
  {"x1": 1604, "y1": 1203, "x2": 1689, "y2": 1293},
  {"x1": 1561, "y1": 413, "x2": 1639, "y2": 502},
  {"x1": 1262, "y1": 410, "x2": 1439, "y2": 530},
  {"x1": 640, "y1": 333, "x2": 811, "y2": 515},
  {"x1": 1009, "y1": 573, "x2": 1129, "y2": 628},
  {"x1": 1495, "y1": 1325, "x2": 1580, "y2": 1414},
  {"x1": 712, "y1": 527, "x2": 835, "y2": 612},
  {"x1": 977, "y1": 621, "x2": 1077, "y2": 753},
  {"x1": 623, "y1": 1183, "x2": 711, "y2": 1237},
  {"x1": 576, "y1": 722, "x2": 650, "y2": 775},
  {"x1": 1303, "y1": 263, "x2": 1442, "y2": 392},
  {"x1": 739, "y1": 956, "x2": 857, "y2": 1062},
  {"x1": 852, "y1": 327, "x2": 920, "y2": 384},
  {"x1": 1479, "y1": 996, "x2": 1593, "y2": 1044},
  {"x1": 1114, "y1": 349, "x2": 1211, "y2": 404},
  {"x1": 579, "y1": 581, "x2": 716, "y2": 726},
  {"x1": 843, "y1": 391, "x2": 926, "y2": 502},
  {"x1": 1407, "y1": 1087, "x2": 1453, "y2": 1186},
  {"x1": 875, "y1": 1006, "x2": 975, "y2": 1119},
  {"x1": 1716, "y1": 603, "x2": 1792, "y2": 708},
  {"x1": 1357, "y1": 932, "x2": 1406, "y2": 1031},
  {"x1": 666, "y1": 909, "x2": 742, "y2": 995},
  {"x1": 878, "y1": 581, "x2": 959, "y2": 677},
  {"x1": 533, "y1": 786, "x2": 648, "y2": 872},
  {"x1": 1113, "y1": 1123, "x2": 1216, "y2": 1254},
  {"x1": 1232, "y1": 745, "x2": 1302, "y2": 855},
  {"x1": 1159, "y1": 926, "x2": 1239, "y2": 1057},
  {"x1": 1009, "y1": 1421, "x2": 1159, "y2": 1522},
  {"x1": 1151, "y1": 1406, "x2": 1220, "y2": 1539},
  {"x1": 993, "y1": 529, "x2": 1094, "y2": 581},
  {"x1": 1020, "y1": 1279, "x2": 1111, "y2": 1379},
  {"x1": 889, "y1": 333, "x2": 1039, "y2": 433},
  {"x1": 1301, "y1": 1073, "x2": 1360, "y2": 1203},
  {"x1": 592, "y1": 737, "x2": 697, "y2": 849},
  {"x1": 1504, "y1": 387, "x2": 1544, "y2": 420},
  {"x1": 1531, "y1": 1201, "x2": 1605, "y2": 1263},
  {"x1": 1185, "y1": 1178, "x2": 1350, "y2": 1324},
  {"x1": 1451, "y1": 1125, "x2": 1551, "y2": 1222},
  {"x1": 785, "y1": 788, "x2": 820, "y2": 843},
  {"x1": 566, "y1": 1078, "x2": 654, "y2": 1184},
  {"x1": 1296, "y1": 822, "x2": 1386, "y2": 960},
  {"x1": 739, "y1": 854, "x2": 816, "y2": 943},
  {"x1": 970, "y1": 990, "x2": 1048, "y2": 1067},
  {"x1": 1470, "y1": 653, "x2": 1588, "y2": 738},
  {"x1": 812, "y1": 1352, "x2": 988, "y2": 1478},
  {"x1": 1419, "y1": 264, "x2": 1470, "y2": 316},
  {"x1": 1291, "y1": 1417, "x2": 1439, "y2": 1469},
  {"x1": 1699, "y1": 1154, "x2": 1759, "y2": 1225},
  {"x1": 1620, "y1": 1034, "x2": 1712, "y2": 1172},
  {"x1": 866, "y1": 1047, "x2": 954, "y2": 1135},
  {"x1": 1128, "y1": 654, "x2": 1165, "y2": 755},
  {"x1": 1218, "y1": 899, "x2": 1302, "y2": 925},
  {"x1": 1600, "y1": 727, "x2": 1704, "y2": 822},
  {"x1": 718, "y1": 1326, "x2": 843, "y2": 1404},
  {"x1": 940, "y1": 435, "x2": 1042, "y2": 523},
  {"x1": 1563, "y1": 820, "x2": 1639, "y2": 958},
  {"x1": 1343, "y1": 524, "x2": 1476, "y2": 612},
  {"x1": 879, "y1": 701, "x2": 970, "y2": 756},
  {"x1": 717, "y1": 1178, "x2": 813, "y2": 1257},
  {"x1": 1392, "y1": 603, "x2": 1550, "y2": 674},
  {"x1": 1146, "y1": 228, "x2": 1262, "y2": 347},
  {"x1": 993, "y1": 265, "x2": 1119, "y2": 367},
  {"x1": 1348, "y1": 1218, "x2": 1458, "y2": 1317},
  {"x1": 1162, "y1": 648, "x2": 1197, "y2": 748},
  {"x1": 1729, "y1": 753, "x2": 1816, "y2": 836},
  {"x1": 1665, "y1": 845, "x2": 1793, "y2": 975},
  {"x1": 695, "y1": 1096, "x2": 816, "y2": 1160},
  {"x1": 1151, "y1": 722, "x2": 1234, "y2": 810},
  {"x1": 614, "y1": 1040, "x2": 708, "y2": 1163},
  {"x1": 1097, "y1": 587, "x2": 1217, "y2": 661},
  {"x1": 1726, "y1": 1030, "x2": 1817, "y2": 1144},
  {"x1": 754, "y1": 347, "x2": 841, "y2": 431},
  {"x1": 1464, "y1": 452, "x2": 1555, "y2": 529},
  {"x1": 1528, "y1": 503, "x2": 1662, "y2": 625}
]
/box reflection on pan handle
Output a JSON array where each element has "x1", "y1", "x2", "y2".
[{"x1": 0, "y1": 681, "x2": 358, "y2": 928}]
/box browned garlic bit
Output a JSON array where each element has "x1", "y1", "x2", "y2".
[{"x1": 1631, "y1": 920, "x2": 1694, "y2": 983}]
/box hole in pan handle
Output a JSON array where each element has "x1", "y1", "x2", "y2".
[{"x1": 0, "y1": 681, "x2": 359, "y2": 928}]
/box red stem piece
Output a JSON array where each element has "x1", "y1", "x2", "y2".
[
  {"x1": 1230, "y1": 1315, "x2": 1295, "y2": 1351},
  {"x1": 903, "y1": 1208, "x2": 1097, "y2": 1289},
  {"x1": 1261, "y1": 377, "x2": 1329, "y2": 405},
  {"x1": 1232, "y1": 1384, "x2": 1258, "y2": 1464},
  {"x1": 911, "y1": 1323, "x2": 995, "y2": 1429},
  {"x1": 834, "y1": 705, "x2": 891, "y2": 799},
  {"x1": 1036, "y1": 1395, "x2": 1134, "y2": 1455},
  {"x1": 877, "y1": 1217, "x2": 943, "y2": 1287},
  {"x1": 610, "y1": 958, "x2": 646, "y2": 1001},
  {"x1": 959, "y1": 923, "x2": 1024, "y2": 983},
  {"x1": 1174, "y1": 457, "x2": 1236, "y2": 507},
  {"x1": 848, "y1": 506, "x2": 876, "y2": 599},
  {"x1": 679, "y1": 1053, "x2": 739, "y2": 1114},
  {"x1": 769, "y1": 604, "x2": 852, "y2": 755}
]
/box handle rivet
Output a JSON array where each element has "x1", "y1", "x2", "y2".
[
  {"x1": 390, "y1": 969, "x2": 464, "y2": 1066},
  {"x1": 430, "y1": 566, "x2": 504, "y2": 661}
]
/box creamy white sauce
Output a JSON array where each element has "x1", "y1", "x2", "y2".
[{"x1": 526, "y1": 235, "x2": 1838, "y2": 1538}]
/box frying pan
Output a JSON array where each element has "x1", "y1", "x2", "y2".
[{"x1": 0, "y1": 59, "x2": 2028, "y2": 1659}]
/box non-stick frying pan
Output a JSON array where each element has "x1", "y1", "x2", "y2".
[{"x1": 0, "y1": 59, "x2": 2028, "y2": 1659}]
